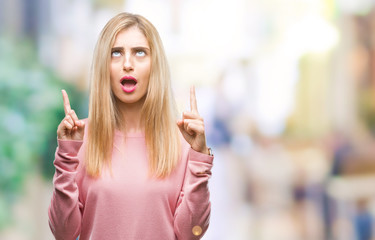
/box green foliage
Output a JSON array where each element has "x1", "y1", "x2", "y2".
[{"x1": 0, "y1": 36, "x2": 87, "y2": 229}]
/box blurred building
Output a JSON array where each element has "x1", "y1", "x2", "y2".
[{"x1": 3, "y1": 0, "x2": 375, "y2": 239}]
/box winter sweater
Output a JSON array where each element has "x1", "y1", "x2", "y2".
[{"x1": 48, "y1": 129, "x2": 213, "y2": 240}]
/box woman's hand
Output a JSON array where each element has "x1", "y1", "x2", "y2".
[
  {"x1": 177, "y1": 86, "x2": 209, "y2": 155},
  {"x1": 57, "y1": 90, "x2": 85, "y2": 140}
]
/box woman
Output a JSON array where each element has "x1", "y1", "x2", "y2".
[{"x1": 48, "y1": 12, "x2": 213, "y2": 240}]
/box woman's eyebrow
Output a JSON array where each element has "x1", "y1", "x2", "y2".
[
  {"x1": 111, "y1": 47, "x2": 124, "y2": 52},
  {"x1": 111, "y1": 46, "x2": 150, "y2": 52},
  {"x1": 132, "y1": 46, "x2": 150, "y2": 51}
]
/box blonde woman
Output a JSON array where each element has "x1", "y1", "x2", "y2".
[{"x1": 48, "y1": 12, "x2": 213, "y2": 240}]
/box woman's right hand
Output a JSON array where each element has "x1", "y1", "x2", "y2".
[{"x1": 57, "y1": 90, "x2": 85, "y2": 140}]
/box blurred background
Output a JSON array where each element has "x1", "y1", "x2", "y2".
[{"x1": 2, "y1": 0, "x2": 375, "y2": 239}]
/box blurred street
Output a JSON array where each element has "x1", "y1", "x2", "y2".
[{"x1": 2, "y1": 0, "x2": 375, "y2": 239}]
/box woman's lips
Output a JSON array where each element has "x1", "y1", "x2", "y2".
[{"x1": 120, "y1": 76, "x2": 137, "y2": 93}]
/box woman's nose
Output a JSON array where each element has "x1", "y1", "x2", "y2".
[{"x1": 123, "y1": 53, "x2": 133, "y2": 71}]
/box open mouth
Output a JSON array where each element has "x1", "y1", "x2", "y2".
[{"x1": 120, "y1": 76, "x2": 137, "y2": 93}]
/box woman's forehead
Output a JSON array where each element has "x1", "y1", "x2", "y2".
[{"x1": 113, "y1": 27, "x2": 149, "y2": 47}]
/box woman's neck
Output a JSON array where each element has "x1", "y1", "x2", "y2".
[{"x1": 117, "y1": 101, "x2": 144, "y2": 134}]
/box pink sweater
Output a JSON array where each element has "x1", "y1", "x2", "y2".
[{"x1": 48, "y1": 129, "x2": 213, "y2": 240}]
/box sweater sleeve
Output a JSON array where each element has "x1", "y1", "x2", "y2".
[
  {"x1": 174, "y1": 148, "x2": 214, "y2": 240},
  {"x1": 48, "y1": 139, "x2": 84, "y2": 240}
]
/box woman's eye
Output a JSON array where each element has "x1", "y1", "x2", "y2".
[
  {"x1": 135, "y1": 50, "x2": 146, "y2": 57},
  {"x1": 111, "y1": 51, "x2": 122, "y2": 57}
]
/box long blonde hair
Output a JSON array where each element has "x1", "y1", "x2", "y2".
[{"x1": 86, "y1": 12, "x2": 180, "y2": 178}]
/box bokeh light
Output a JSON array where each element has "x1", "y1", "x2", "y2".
[{"x1": 2, "y1": 0, "x2": 375, "y2": 239}]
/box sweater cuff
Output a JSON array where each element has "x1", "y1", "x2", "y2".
[
  {"x1": 57, "y1": 139, "x2": 83, "y2": 156},
  {"x1": 188, "y1": 148, "x2": 214, "y2": 164},
  {"x1": 54, "y1": 140, "x2": 83, "y2": 172}
]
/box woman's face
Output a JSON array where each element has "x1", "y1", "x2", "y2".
[{"x1": 110, "y1": 26, "x2": 151, "y2": 108}]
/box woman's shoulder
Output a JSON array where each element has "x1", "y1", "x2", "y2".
[
  {"x1": 82, "y1": 118, "x2": 89, "y2": 126},
  {"x1": 178, "y1": 131, "x2": 190, "y2": 149},
  {"x1": 178, "y1": 131, "x2": 191, "y2": 162},
  {"x1": 81, "y1": 118, "x2": 89, "y2": 140}
]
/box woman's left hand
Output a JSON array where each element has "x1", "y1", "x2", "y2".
[{"x1": 177, "y1": 86, "x2": 209, "y2": 155}]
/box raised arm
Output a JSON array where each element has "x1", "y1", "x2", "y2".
[
  {"x1": 48, "y1": 90, "x2": 85, "y2": 240},
  {"x1": 175, "y1": 86, "x2": 214, "y2": 239},
  {"x1": 173, "y1": 149, "x2": 213, "y2": 239}
]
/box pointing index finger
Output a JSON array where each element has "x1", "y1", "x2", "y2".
[
  {"x1": 190, "y1": 85, "x2": 198, "y2": 113},
  {"x1": 62, "y1": 89, "x2": 71, "y2": 115}
]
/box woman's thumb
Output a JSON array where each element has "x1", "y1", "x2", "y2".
[{"x1": 77, "y1": 120, "x2": 85, "y2": 132}]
